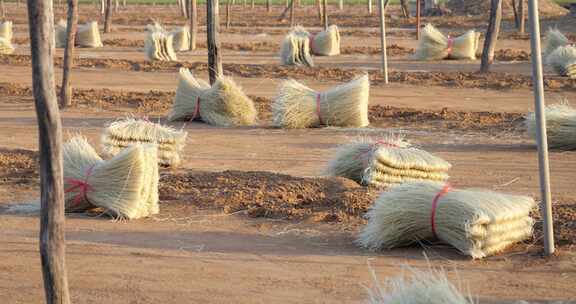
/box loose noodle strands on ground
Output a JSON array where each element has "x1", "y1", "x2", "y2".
[
  {"x1": 358, "y1": 181, "x2": 536, "y2": 259},
  {"x1": 63, "y1": 136, "x2": 159, "y2": 219},
  {"x1": 272, "y1": 74, "x2": 369, "y2": 129},
  {"x1": 0, "y1": 37, "x2": 14, "y2": 55},
  {"x1": 366, "y1": 266, "x2": 473, "y2": 304},
  {"x1": 413, "y1": 24, "x2": 478, "y2": 60},
  {"x1": 546, "y1": 45, "x2": 576, "y2": 79},
  {"x1": 311, "y1": 24, "x2": 340, "y2": 56},
  {"x1": 55, "y1": 19, "x2": 68, "y2": 48},
  {"x1": 0, "y1": 21, "x2": 13, "y2": 42},
  {"x1": 169, "y1": 68, "x2": 211, "y2": 121},
  {"x1": 526, "y1": 102, "x2": 576, "y2": 150},
  {"x1": 171, "y1": 25, "x2": 191, "y2": 52},
  {"x1": 543, "y1": 28, "x2": 570, "y2": 60},
  {"x1": 76, "y1": 21, "x2": 103, "y2": 48}
]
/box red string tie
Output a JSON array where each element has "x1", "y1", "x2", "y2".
[
  {"x1": 446, "y1": 36, "x2": 454, "y2": 55},
  {"x1": 65, "y1": 165, "x2": 95, "y2": 207},
  {"x1": 190, "y1": 96, "x2": 201, "y2": 121},
  {"x1": 430, "y1": 183, "x2": 452, "y2": 239}
]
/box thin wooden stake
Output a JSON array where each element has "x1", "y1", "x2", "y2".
[
  {"x1": 338, "y1": 0, "x2": 343, "y2": 10},
  {"x1": 480, "y1": 0, "x2": 502, "y2": 73},
  {"x1": 317, "y1": 0, "x2": 322, "y2": 21},
  {"x1": 207, "y1": 0, "x2": 222, "y2": 84},
  {"x1": 266, "y1": 0, "x2": 271, "y2": 13},
  {"x1": 26, "y1": 0, "x2": 71, "y2": 302},
  {"x1": 251, "y1": 0, "x2": 254, "y2": 9},
  {"x1": 378, "y1": 0, "x2": 388, "y2": 83},
  {"x1": 1, "y1": 0, "x2": 5, "y2": 18},
  {"x1": 226, "y1": 0, "x2": 231, "y2": 28},
  {"x1": 527, "y1": 0, "x2": 555, "y2": 257},
  {"x1": 519, "y1": 0, "x2": 525, "y2": 34},
  {"x1": 416, "y1": 0, "x2": 421, "y2": 40},
  {"x1": 60, "y1": 0, "x2": 78, "y2": 108},
  {"x1": 322, "y1": 0, "x2": 327, "y2": 30},
  {"x1": 104, "y1": 0, "x2": 113, "y2": 32},
  {"x1": 367, "y1": 0, "x2": 372, "y2": 15},
  {"x1": 189, "y1": 0, "x2": 197, "y2": 50},
  {"x1": 290, "y1": 0, "x2": 295, "y2": 27}
]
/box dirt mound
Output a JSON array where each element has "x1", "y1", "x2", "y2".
[
  {"x1": 447, "y1": 0, "x2": 568, "y2": 16},
  {"x1": 0, "y1": 148, "x2": 38, "y2": 186}
]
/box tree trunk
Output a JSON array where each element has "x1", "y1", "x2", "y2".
[
  {"x1": 26, "y1": 0, "x2": 71, "y2": 302},
  {"x1": 104, "y1": 0, "x2": 112, "y2": 33},
  {"x1": 60, "y1": 0, "x2": 78, "y2": 108},
  {"x1": 189, "y1": 0, "x2": 197, "y2": 50},
  {"x1": 322, "y1": 0, "x2": 327, "y2": 29},
  {"x1": 480, "y1": 0, "x2": 502, "y2": 73},
  {"x1": 226, "y1": 0, "x2": 231, "y2": 28},
  {"x1": 207, "y1": 0, "x2": 222, "y2": 84},
  {"x1": 519, "y1": 0, "x2": 525, "y2": 34}
]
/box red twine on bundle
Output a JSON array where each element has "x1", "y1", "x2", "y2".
[
  {"x1": 316, "y1": 93, "x2": 324, "y2": 125},
  {"x1": 190, "y1": 96, "x2": 201, "y2": 121},
  {"x1": 446, "y1": 36, "x2": 454, "y2": 55},
  {"x1": 430, "y1": 183, "x2": 452, "y2": 239},
  {"x1": 65, "y1": 165, "x2": 95, "y2": 207}
]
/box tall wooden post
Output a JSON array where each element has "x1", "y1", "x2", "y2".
[
  {"x1": 317, "y1": 0, "x2": 322, "y2": 21},
  {"x1": 322, "y1": 0, "x2": 327, "y2": 30},
  {"x1": 519, "y1": 0, "x2": 525, "y2": 34},
  {"x1": 416, "y1": 0, "x2": 420, "y2": 39},
  {"x1": 60, "y1": 0, "x2": 78, "y2": 108},
  {"x1": 266, "y1": 0, "x2": 271, "y2": 13},
  {"x1": 26, "y1": 0, "x2": 71, "y2": 303},
  {"x1": 207, "y1": 0, "x2": 222, "y2": 84},
  {"x1": 1, "y1": 0, "x2": 5, "y2": 18},
  {"x1": 251, "y1": 0, "x2": 254, "y2": 9},
  {"x1": 480, "y1": 0, "x2": 502, "y2": 73},
  {"x1": 226, "y1": 0, "x2": 231, "y2": 28},
  {"x1": 400, "y1": 0, "x2": 409, "y2": 18},
  {"x1": 367, "y1": 0, "x2": 372, "y2": 14},
  {"x1": 189, "y1": 0, "x2": 197, "y2": 50},
  {"x1": 290, "y1": 0, "x2": 295, "y2": 27},
  {"x1": 104, "y1": 0, "x2": 113, "y2": 33},
  {"x1": 338, "y1": 0, "x2": 343, "y2": 10},
  {"x1": 378, "y1": 0, "x2": 388, "y2": 83},
  {"x1": 512, "y1": 0, "x2": 520, "y2": 28}
]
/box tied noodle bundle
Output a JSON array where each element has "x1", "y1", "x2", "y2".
[
  {"x1": 144, "y1": 29, "x2": 178, "y2": 61},
  {"x1": 0, "y1": 20, "x2": 14, "y2": 54},
  {"x1": 543, "y1": 28, "x2": 571, "y2": 60},
  {"x1": 366, "y1": 267, "x2": 473, "y2": 304},
  {"x1": 101, "y1": 117, "x2": 188, "y2": 167},
  {"x1": 280, "y1": 26, "x2": 314, "y2": 67},
  {"x1": 325, "y1": 138, "x2": 451, "y2": 188},
  {"x1": 63, "y1": 136, "x2": 159, "y2": 220},
  {"x1": 414, "y1": 24, "x2": 480, "y2": 60},
  {"x1": 526, "y1": 102, "x2": 576, "y2": 150},
  {"x1": 170, "y1": 25, "x2": 191, "y2": 52},
  {"x1": 55, "y1": 20, "x2": 103, "y2": 48},
  {"x1": 358, "y1": 181, "x2": 536, "y2": 259},
  {"x1": 168, "y1": 68, "x2": 258, "y2": 126},
  {"x1": 546, "y1": 45, "x2": 576, "y2": 79},
  {"x1": 272, "y1": 74, "x2": 369, "y2": 128},
  {"x1": 310, "y1": 24, "x2": 340, "y2": 56}
]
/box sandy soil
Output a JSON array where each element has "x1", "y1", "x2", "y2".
[{"x1": 1, "y1": 3, "x2": 576, "y2": 304}]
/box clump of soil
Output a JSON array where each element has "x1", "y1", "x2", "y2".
[
  {"x1": 159, "y1": 170, "x2": 378, "y2": 222},
  {"x1": 533, "y1": 202, "x2": 576, "y2": 249},
  {"x1": 494, "y1": 49, "x2": 530, "y2": 62},
  {"x1": 0, "y1": 149, "x2": 38, "y2": 186}
]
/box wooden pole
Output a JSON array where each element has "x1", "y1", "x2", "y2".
[
  {"x1": 104, "y1": 0, "x2": 113, "y2": 33},
  {"x1": 367, "y1": 0, "x2": 372, "y2": 15},
  {"x1": 519, "y1": 0, "x2": 525, "y2": 34},
  {"x1": 207, "y1": 0, "x2": 222, "y2": 84},
  {"x1": 251, "y1": 0, "x2": 254, "y2": 9},
  {"x1": 100, "y1": 0, "x2": 105, "y2": 15},
  {"x1": 1, "y1": 0, "x2": 5, "y2": 18},
  {"x1": 400, "y1": 0, "x2": 409, "y2": 18},
  {"x1": 189, "y1": 0, "x2": 197, "y2": 50},
  {"x1": 290, "y1": 0, "x2": 295, "y2": 27},
  {"x1": 266, "y1": 0, "x2": 271, "y2": 13},
  {"x1": 512, "y1": 0, "x2": 520, "y2": 29},
  {"x1": 378, "y1": 0, "x2": 388, "y2": 83},
  {"x1": 26, "y1": 0, "x2": 71, "y2": 302},
  {"x1": 322, "y1": 0, "x2": 327, "y2": 30},
  {"x1": 226, "y1": 0, "x2": 231, "y2": 28},
  {"x1": 60, "y1": 0, "x2": 78, "y2": 108},
  {"x1": 527, "y1": 0, "x2": 555, "y2": 256},
  {"x1": 338, "y1": 0, "x2": 343, "y2": 10},
  {"x1": 317, "y1": 0, "x2": 322, "y2": 22},
  {"x1": 480, "y1": 0, "x2": 502, "y2": 73},
  {"x1": 416, "y1": 0, "x2": 420, "y2": 40}
]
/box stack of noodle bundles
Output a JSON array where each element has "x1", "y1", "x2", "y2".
[
  {"x1": 63, "y1": 136, "x2": 159, "y2": 220},
  {"x1": 76, "y1": 21, "x2": 104, "y2": 48},
  {"x1": 101, "y1": 117, "x2": 188, "y2": 167},
  {"x1": 272, "y1": 74, "x2": 369, "y2": 128},
  {"x1": 325, "y1": 137, "x2": 451, "y2": 188},
  {"x1": 525, "y1": 102, "x2": 576, "y2": 150},
  {"x1": 310, "y1": 25, "x2": 340, "y2": 56},
  {"x1": 414, "y1": 23, "x2": 480, "y2": 60},
  {"x1": 170, "y1": 25, "x2": 191, "y2": 52},
  {"x1": 0, "y1": 20, "x2": 14, "y2": 54},
  {"x1": 358, "y1": 181, "x2": 536, "y2": 259},
  {"x1": 168, "y1": 68, "x2": 258, "y2": 126},
  {"x1": 144, "y1": 29, "x2": 178, "y2": 61},
  {"x1": 280, "y1": 26, "x2": 314, "y2": 67}
]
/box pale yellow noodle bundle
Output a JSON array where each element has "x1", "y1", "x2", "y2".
[
  {"x1": 366, "y1": 266, "x2": 473, "y2": 304},
  {"x1": 63, "y1": 136, "x2": 159, "y2": 220},
  {"x1": 170, "y1": 25, "x2": 191, "y2": 52},
  {"x1": 414, "y1": 24, "x2": 480, "y2": 61},
  {"x1": 543, "y1": 28, "x2": 571, "y2": 60},
  {"x1": 273, "y1": 74, "x2": 370, "y2": 128},
  {"x1": 55, "y1": 19, "x2": 68, "y2": 48},
  {"x1": 310, "y1": 24, "x2": 340, "y2": 56},
  {"x1": 280, "y1": 26, "x2": 314, "y2": 67},
  {"x1": 358, "y1": 181, "x2": 536, "y2": 259},
  {"x1": 144, "y1": 29, "x2": 178, "y2": 61},
  {"x1": 545, "y1": 45, "x2": 576, "y2": 78},
  {"x1": 325, "y1": 137, "x2": 450, "y2": 188},
  {"x1": 526, "y1": 102, "x2": 576, "y2": 150},
  {"x1": 0, "y1": 20, "x2": 13, "y2": 42},
  {"x1": 76, "y1": 21, "x2": 103, "y2": 48},
  {"x1": 101, "y1": 117, "x2": 188, "y2": 167},
  {"x1": 168, "y1": 68, "x2": 257, "y2": 126},
  {"x1": 0, "y1": 37, "x2": 14, "y2": 54}
]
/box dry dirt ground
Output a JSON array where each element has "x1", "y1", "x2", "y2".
[{"x1": 1, "y1": 3, "x2": 576, "y2": 304}]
